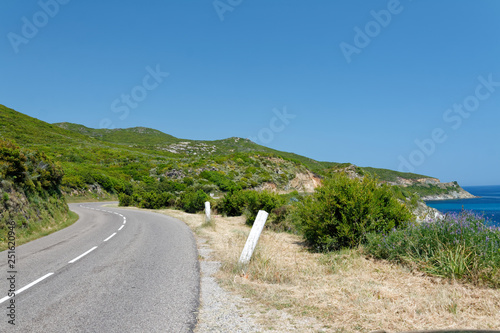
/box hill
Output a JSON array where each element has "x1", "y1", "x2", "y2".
[{"x1": 0, "y1": 104, "x2": 471, "y2": 203}]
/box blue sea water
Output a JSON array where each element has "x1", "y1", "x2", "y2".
[{"x1": 426, "y1": 185, "x2": 500, "y2": 227}]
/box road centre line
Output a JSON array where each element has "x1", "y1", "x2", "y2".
[
  {"x1": 103, "y1": 233, "x2": 117, "y2": 242},
  {"x1": 68, "y1": 246, "x2": 98, "y2": 263},
  {"x1": 0, "y1": 273, "x2": 54, "y2": 304},
  {"x1": 0, "y1": 207, "x2": 126, "y2": 304}
]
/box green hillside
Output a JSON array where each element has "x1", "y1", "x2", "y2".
[
  {"x1": 1, "y1": 104, "x2": 436, "y2": 201},
  {"x1": 0, "y1": 139, "x2": 75, "y2": 250},
  {"x1": 54, "y1": 122, "x2": 336, "y2": 174},
  {"x1": 361, "y1": 167, "x2": 431, "y2": 182}
]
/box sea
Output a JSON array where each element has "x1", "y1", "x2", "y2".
[{"x1": 426, "y1": 185, "x2": 500, "y2": 228}]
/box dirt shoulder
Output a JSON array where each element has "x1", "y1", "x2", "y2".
[{"x1": 119, "y1": 206, "x2": 500, "y2": 332}]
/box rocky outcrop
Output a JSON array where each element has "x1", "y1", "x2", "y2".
[
  {"x1": 254, "y1": 182, "x2": 278, "y2": 192},
  {"x1": 412, "y1": 201, "x2": 444, "y2": 222},
  {"x1": 422, "y1": 191, "x2": 476, "y2": 201},
  {"x1": 253, "y1": 171, "x2": 322, "y2": 193},
  {"x1": 165, "y1": 169, "x2": 186, "y2": 179},
  {"x1": 386, "y1": 177, "x2": 440, "y2": 187},
  {"x1": 332, "y1": 164, "x2": 364, "y2": 180},
  {"x1": 420, "y1": 183, "x2": 477, "y2": 201},
  {"x1": 286, "y1": 171, "x2": 322, "y2": 193},
  {"x1": 385, "y1": 177, "x2": 476, "y2": 201}
]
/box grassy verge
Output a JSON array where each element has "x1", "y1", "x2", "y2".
[
  {"x1": 155, "y1": 209, "x2": 500, "y2": 333},
  {"x1": 0, "y1": 210, "x2": 79, "y2": 252}
]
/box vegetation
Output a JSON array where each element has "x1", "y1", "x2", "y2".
[
  {"x1": 178, "y1": 189, "x2": 211, "y2": 213},
  {"x1": 365, "y1": 211, "x2": 500, "y2": 287},
  {"x1": 361, "y1": 166, "x2": 431, "y2": 182},
  {"x1": 0, "y1": 104, "x2": 446, "y2": 203},
  {"x1": 295, "y1": 173, "x2": 413, "y2": 251},
  {"x1": 170, "y1": 208, "x2": 500, "y2": 332},
  {"x1": 218, "y1": 189, "x2": 285, "y2": 225},
  {"x1": 0, "y1": 139, "x2": 64, "y2": 193},
  {"x1": 405, "y1": 183, "x2": 460, "y2": 198},
  {"x1": 0, "y1": 139, "x2": 72, "y2": 250}
]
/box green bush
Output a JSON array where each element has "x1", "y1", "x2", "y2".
[
  {"x1": 119, "y1": 191, "x2": 175, "y2": 209},
  {"x1": 269, "y1": 205, "x2": 292, "y2": 232},
  {"x1": 158, "y1": 179, "x2": 187, "y2": 193},
  {"x1": 218, "y1": 189, "x2": 284, "y2": 225},
  {"x1": 178, "y1": 189, "x2": 210, "y2": 213},
  {"x1": 118, "y1": 193, "x2": 133, "y2": 207},
  {"x1": 218, "y1": 189, "x2": 246, "y2": 216},
  {"x1": 364, "y1": 211, "x2": 500, "y2": 287},
  {"x1": 296, "y1": 173, "x2": 413, "y2": 251}
]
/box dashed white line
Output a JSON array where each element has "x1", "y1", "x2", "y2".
[
  {"x1": 0, "y1": 207, "x2": 127, "y2": 304},
  {"x1": 104, "y1": 233, "x2": 117, "y2": 242},
  {"x1": 69, "y1": 246, "x2": 98, "y2": 263},
  {"x1": 0, "y1": 273, "x2": 54, "y2": 304}
]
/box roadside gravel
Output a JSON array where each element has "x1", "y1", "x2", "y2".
[
  {"x1": 194, "y1": 236, "x2": 326, "y2": 333},
  {"x1": 195, "y1": 237, "x2": 264, "y2": 332}
]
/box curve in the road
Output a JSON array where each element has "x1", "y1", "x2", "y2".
[{"x1": 0, "y1": 203, "x2": 200, "y2": 332}]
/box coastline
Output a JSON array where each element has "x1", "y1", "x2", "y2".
[
  {"x1": 414, "y1": 188, "x2": 476, "y2": 222},
  {"x1": 421, "y1": 188, "x2": 477, "y2": 201},
  {"x1": 423, "y1": 185, "x2": 500, "y2": 227}
]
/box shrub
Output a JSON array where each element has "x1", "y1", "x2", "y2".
[
  {"x1": 178, "y1": 189, "x2": 210, "y2": 213},
  {"x1": 118, "y1": 193, "x2": 133, "y2": 207},
  {"x1": 119, "y1": 191, "x2": 175, "y2": 209},
  {"x1": 243, "y1": 190, "x2": 284, "y2": 225},
  {"x1": 158, "y1": 179, "x2": 187, "y2": 193},
  {"x1": 296, "y1": 173, "x2": 412, "y2": 251},
  {"x1": 268, "y1": 205, "x2": 294, "y2": 232},
  {"x1": 365, "y1": 211, "x2": 500, "y2": 287},
  {"x1": 218, "y1": 189, "x2": 284, "y2": 225},
  {"x1": 218, "y1": 189, "x2": 246, "y2": 216}
]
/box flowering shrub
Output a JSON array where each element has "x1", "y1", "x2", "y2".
[{"x1": 365, "y1": 211, "x2": 500, "y2": 287}]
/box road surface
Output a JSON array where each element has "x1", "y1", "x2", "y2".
[{"x1": 0, "y1": 202, "x2": 200, "y2": 332}]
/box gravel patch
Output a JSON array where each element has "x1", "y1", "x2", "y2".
[{"x1": 195, "y1": 238, "x2": 264, "y2": 332}]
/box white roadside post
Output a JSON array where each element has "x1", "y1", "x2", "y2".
[
  {"x1": 238, "y1": 210, "x2": 269, "y2": 265},
  {"x1": 204, "y1": 201, "x2": 211, "y2": 222}
]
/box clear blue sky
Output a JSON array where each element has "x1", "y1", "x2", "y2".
[{"x1": 2, "y1": 0, "x2": 499, "y2": 186}]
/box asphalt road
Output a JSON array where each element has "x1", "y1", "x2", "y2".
[{"x1": 0, "y1": 202, "x2": 200, "y2": 332}]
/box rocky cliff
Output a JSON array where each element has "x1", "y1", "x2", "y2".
[{"x1": 385, "y1": 177, "x2": 476, "y2": 201}]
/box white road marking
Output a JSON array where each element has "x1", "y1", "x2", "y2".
[
  {"x1": 69, "y1": 246, "x2": 98, "y2": 263},
  {"x1": 104, "y1": 233, "x2": 117, "y2": 242},
  {"x1": 118, "y1": 225, "x2": 124, "y2": 231},
  {"x1": 0, "y1": 273, "x2": 54, "y2": 304}
]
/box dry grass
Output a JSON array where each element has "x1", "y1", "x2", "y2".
[{"x1": 150, "y1": 208, "x2": 500, "y2": 332}]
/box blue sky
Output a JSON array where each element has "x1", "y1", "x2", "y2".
[{"x1": 1, "y1": 0, "x2": 500, "y2": 186}]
